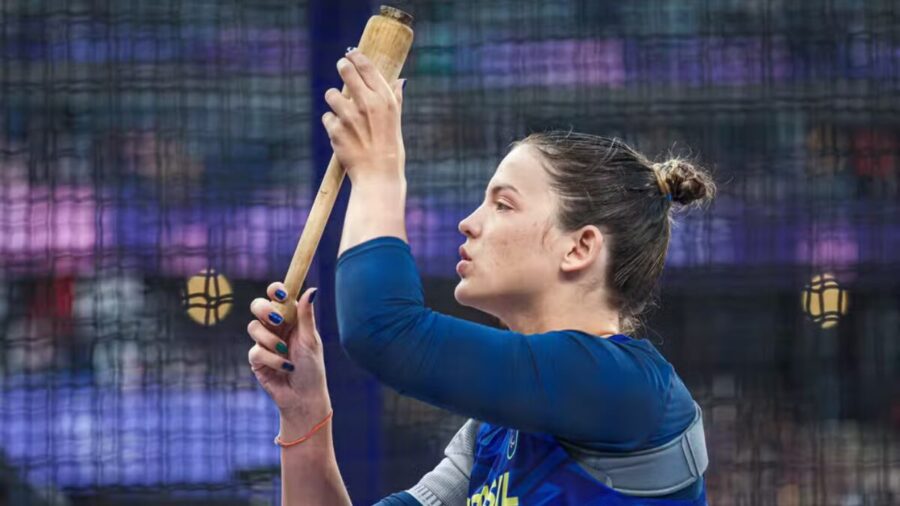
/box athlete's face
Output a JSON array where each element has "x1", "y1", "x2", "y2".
[{"x1": 455, "y1": 144, "x2": 566, "y2": 317}]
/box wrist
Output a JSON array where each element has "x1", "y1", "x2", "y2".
[
  {"x1": 350, "y1": 170, "x2": 406, "y2": 189},
  {"x1": 277, "y1": 409, "x2": 333, "y2": 449},
  {"x1": 278, "y1": 398, "x2": 332, "y2": 441},
  {"x1": 350, "y1": 176, "x2": 407, "y2": 211}
]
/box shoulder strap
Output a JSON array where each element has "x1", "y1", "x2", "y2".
[
  {"x1": 408, "y1": 419, "x2": 481, "y2": 506},
  {"x1": 561, "y1": 401, "x2": 709, "y2": 497}
]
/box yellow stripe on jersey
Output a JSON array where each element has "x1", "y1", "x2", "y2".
[{"x1": 467, "y1": 472, "x2": 519, "y2": 506}]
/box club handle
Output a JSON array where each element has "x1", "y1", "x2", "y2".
[{"x1": 271, "y1": 6, "x2": 414, "y2": 327}]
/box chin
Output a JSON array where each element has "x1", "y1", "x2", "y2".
[
  {"x1": 453, "y1": 280, "x2": 471, "y2": 306},
  {"x1": 453, "y1": 280, "x2": 482, "y2": 308},
  {"x1": 454, "y1": 280, "x2": 495, "y2": 315}
]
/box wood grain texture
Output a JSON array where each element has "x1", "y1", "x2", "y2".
[{"x1": 271, "y1": 6, "x2": 414, "y2": 327}]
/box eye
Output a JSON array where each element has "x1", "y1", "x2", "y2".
[{"x1": 494, "y1": 201, "x2": 512, "y2": 211}]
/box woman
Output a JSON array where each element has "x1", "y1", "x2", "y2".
[{"x1": 247, "y1": 49, "x2": 715, "y2": 505}]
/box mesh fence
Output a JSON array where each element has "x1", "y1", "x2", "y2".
[{"x1": 1, "y1": 0, "x2": 899, "y2": 504}]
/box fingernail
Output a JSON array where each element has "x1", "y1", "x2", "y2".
[
  {"x1": 268, "y1": 312, "x2": 284, "y2": 325},
  {"x1": 345, "y1": 46, "x2": 356, "y2": 54},
  {"x1": 282, "y1": 362, "x2": 295, "y2": 372},
  {"x1": 274, "y1": 289, "x2": 287, "y2": 301},
  {"x1": 402, "y1": 79, "x2": 407, "y2": 90},
  {"x1": 276, "y1": 342, "x2": 289, "y2": 355},
  {"x1": 309, "y1": 289, "x2": 318, "y2": 304}
]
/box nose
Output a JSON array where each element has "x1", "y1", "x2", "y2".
[{"x1": 458, "y1": 207, "x2": 480, "y2": 238}]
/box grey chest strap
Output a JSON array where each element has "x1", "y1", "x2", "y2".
[
  {"x1": 561, "y1": 401, "x2": 709, "y2": 497},
  {"x1": 408, "y1": 419, "x2": 480, "y2": 506}
]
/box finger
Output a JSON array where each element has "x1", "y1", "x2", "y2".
[
  {"x1": 247, "y1": 319, "x2": 290, "y2": 356},
  {"x1": 392, "y1": 78, "x2": 405, "y2": 109},
  {"x1": 321, "y1": 111, "x2": 341, "y2": 140},
  {"x1": 267, "y1": 281, "x2": 289, "y2": 303},
  {"x1": 296, "y1": 287, "x2": 320, "y2": 347},
  {"x1": 322, "y1": 111, "x2": 339, "y2": 129},
  {"x1": 324, "y1": 88, "x2": 355, "y2": 120},
  {"x1": 337, "y1": 57, "x2": 370, "y2": 104},
  {"x1": 250, "y1": 297, "x2": 285, "y2": 327},
  {"x1": 345, "y1": 50, "x2": 393, "y2": 99},
  {"x1": 248, "y1": 344, "x2": 295, "y2": 373}
]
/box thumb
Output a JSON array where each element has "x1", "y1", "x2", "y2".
[{"x1": 294, "y1": 287, "x2": 320, "y2": 348}]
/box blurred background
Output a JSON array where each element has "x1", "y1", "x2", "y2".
[{"x1": 0, "y1": 0, "x2": 898, "y2": 504}]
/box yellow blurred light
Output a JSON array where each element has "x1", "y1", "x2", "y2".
[
  {"x1": 800, "y1": 273, "x2": 849, "y2": 329},
  {"x1": 183, "y1": 269, "x2": 233, "y2": 326}
]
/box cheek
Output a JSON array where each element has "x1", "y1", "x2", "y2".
[
  {"x1": 455, "y1": 222, "x2": 552, "y2": 305},
  {"x1": 485, "y1": 222, "x2": 552, "y2": 279}
]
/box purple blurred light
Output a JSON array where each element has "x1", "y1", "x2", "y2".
[{"x1": 1, "y1": 377, "x2": 280, "y2": 488}]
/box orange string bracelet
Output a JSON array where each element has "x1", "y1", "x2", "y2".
[{"x1": 274, "y1": 410, "x2": 334, "y2": 448}]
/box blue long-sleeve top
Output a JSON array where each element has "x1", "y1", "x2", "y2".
[{"x1": 335, "y1": 237, "x2": 703, "y2": 500}]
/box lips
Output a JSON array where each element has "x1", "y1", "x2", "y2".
[{"x1": 458, "y1": 245, "x2": 472, "y2": 261}]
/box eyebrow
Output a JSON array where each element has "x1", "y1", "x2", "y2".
[{"x1": 485, "y1": 183, "x2": 521, "y2": 197}]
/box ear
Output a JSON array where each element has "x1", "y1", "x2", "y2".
[{"x1": 560, "y1": 225, "x2": 604, "y2": 273}]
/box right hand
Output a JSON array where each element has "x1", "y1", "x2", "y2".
[
  {"x1": 247, "y1": 284, "x2": 331, "y2": 420},
  {"x1": 322, "y1": 49, "x2": 406, "y2": 184}
]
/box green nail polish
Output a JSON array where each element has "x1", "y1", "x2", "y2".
[{"x1": 276, "y1": 342, "x2": 289, "y2": 355}]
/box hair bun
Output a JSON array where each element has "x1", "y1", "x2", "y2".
[{"x1": 655, "y1": 158, "x2": 716, "y2": 206}]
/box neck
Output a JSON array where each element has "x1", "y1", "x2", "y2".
[{"x1": 495, "y1": 291, "x2": 620, "y2": 337}]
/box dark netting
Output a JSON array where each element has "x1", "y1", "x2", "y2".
[{"x1": 1, "y1": 0, "x2": 899, "y2": 504}]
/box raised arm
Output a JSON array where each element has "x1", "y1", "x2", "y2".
[
  {"x1": 319, "y1": 49, "x2": 408, "y2": 257},
  {"x1": 335, "y1": 238, "x2": 670, "y2": 446},
  {"x1": 322, "y1": 51, "x2": 669, "y2": 446}
]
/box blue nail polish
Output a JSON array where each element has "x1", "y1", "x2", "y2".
[
  {"x1": 282, "y1": 362, "x2": 295, "y2": 372},
  {"x1": 275, "y1": 289, "x2": 287, "y2": 301},
  {"x1": 268, "y1": 312, "x2": 283, "y2": 325},
  {"x1": 309, "y1": 289, "x2": 318, "y2": 304}
]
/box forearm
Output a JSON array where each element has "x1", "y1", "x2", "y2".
[
  {"x1": 335, "y1": 238, "x2": 664, "y2": 442},
  {"x1": 279, "y1": 406, "x2": 351, "y2": 506},
  {"x1": 339, "y1": 175, "x2": 408, "y2": 257}
]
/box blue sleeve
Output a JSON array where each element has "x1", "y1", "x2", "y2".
[
  {"x1": 335, "y1": 236, "x2": 670, "y2": 446},
  {"x1": 372, "y1": 491, "x2": 421, "y2": 506}
]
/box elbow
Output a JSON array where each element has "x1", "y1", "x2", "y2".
[
  {"x1": 334, "y1": 291, "x2": 383, "y2": 363},
  {"x1": 336, "y1": 305, "x2": 428, "y2": 376},
  {"x1": 336, "y1": 317, "x2": 373, "y2": 364},
  {"x1": 335, "y1": 312, "x2": 397, "y2": 372}
]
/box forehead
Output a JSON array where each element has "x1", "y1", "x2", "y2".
[{"x1": 488, "y1": 144, "x2": 550, "y2": 195}]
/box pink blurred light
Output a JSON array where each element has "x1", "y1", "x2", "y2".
[{"x1": 1, "y1": 184, "x2": 106, "y2": 275}]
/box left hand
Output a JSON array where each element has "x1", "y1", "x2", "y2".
[
  {"x1": 247, "y1": 284, "x2": 331, "y2": 425},
  {"x1": 322, "y1": 49, "x2": 406, "y2": 183}
]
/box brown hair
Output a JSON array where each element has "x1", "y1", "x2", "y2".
[{"x1": 515, "y1": 131, "x2": 716, "y2": 335}]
